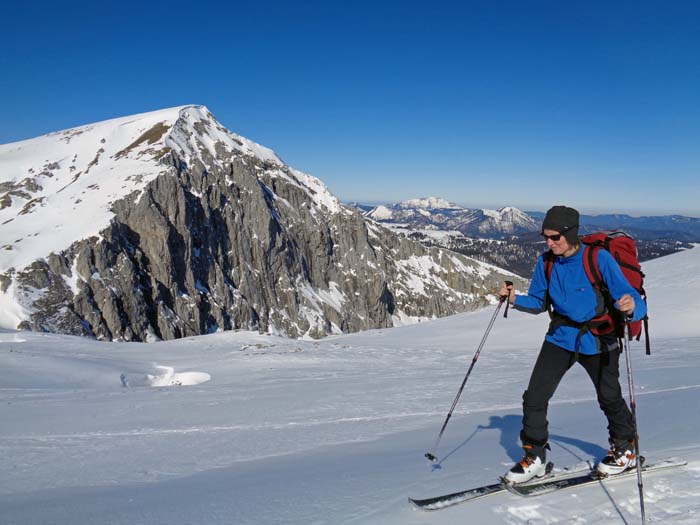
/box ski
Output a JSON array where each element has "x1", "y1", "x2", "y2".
[
  {"x1": 505, "y1": 457, "x2": 687, "y2": 497},
  {"x1": 409, "y1": 457, "x2": 687, "y2": 511},
  {"x1": 409, "y1": 480, "x2": 505, "y2": 511},
  {"x1": 410, "y1": 461, "x2": 558, "y2": 511}
]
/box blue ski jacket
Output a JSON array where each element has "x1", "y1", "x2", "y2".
[{"x1": 513, "y1": 247, "x2": 647, "y2": 355}]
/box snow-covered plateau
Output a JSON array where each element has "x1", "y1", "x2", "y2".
[{"x1": 1, "y1": 246, "x2": 699, "y2": 524}]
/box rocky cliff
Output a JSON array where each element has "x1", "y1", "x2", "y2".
[{"x1": 0, "y1": 106, "x2": 525, "y2": 341}]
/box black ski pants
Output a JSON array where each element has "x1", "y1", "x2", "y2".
[{"x1": 520, "y1": 340, "x2": 635, "y2": 451}]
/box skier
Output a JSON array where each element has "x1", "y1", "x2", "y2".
[{"x1": 499, "y1": 205, "x2": 647, "y2": 484}]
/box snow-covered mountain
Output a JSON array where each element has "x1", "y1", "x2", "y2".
[
  {"x1": 0, "y1": 106, "x2": 285, "y2": 271},
  {"x1": 365, "y1": 198, "x2": 538, "y2": 238},
  {"x1": 396, "y1": 197, "x2": 461, "y2": 210},
  {"x1": 0, "y1": 107, "x2": 524, "y2": 341}
]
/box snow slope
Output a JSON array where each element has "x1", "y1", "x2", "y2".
[
  {"x1": 0, "y1": 105, "x2": 283, "y2": 272},
  {"x1": 0, "y1": 247, "x2": 699, "y2": 524}
]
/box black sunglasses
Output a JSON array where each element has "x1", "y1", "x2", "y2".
[{"x1": 542, "y1": 225, "x2": 574, "y2": 241}]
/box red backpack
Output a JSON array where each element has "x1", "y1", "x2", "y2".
[{"x1": 544, "y1": 231, "x2": 650, "y2": 354}]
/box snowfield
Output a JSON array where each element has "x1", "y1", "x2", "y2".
[{"x1": 1, "y1": 246, "x2": 699, "y2": 524}]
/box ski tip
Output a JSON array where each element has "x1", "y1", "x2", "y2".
[{"x1": 408, "y1": 497, "x2": 436, "y2": 511}]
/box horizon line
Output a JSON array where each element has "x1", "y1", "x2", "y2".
[{"x1": 342, "y1": 198, "x2": 700, "y2": 219}]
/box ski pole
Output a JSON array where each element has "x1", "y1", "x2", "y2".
[
  {"x1": 623, "y1": 317, "x2": 646, "y2": 524},
  {"x1": 425, "y1": 281, "x2": 513, "y2": 463}
]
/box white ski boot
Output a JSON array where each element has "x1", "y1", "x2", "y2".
[
  {"x1": 597, "y1": 438, "x2": 637, "y2": 476},
  {"x1": 504, "y1": 445, "x2": 548, "y2": 484}
]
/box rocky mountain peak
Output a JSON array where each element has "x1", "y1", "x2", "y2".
[{"x1": 0, "y1": 109, "x2": 524, "y2": 341}]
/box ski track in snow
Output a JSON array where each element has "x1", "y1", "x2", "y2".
[{"x1": 5, "y1": 382, "x2": 700, "y2": 445}]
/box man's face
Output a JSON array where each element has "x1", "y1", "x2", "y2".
[{"x1": 542, "y1": 228, "x2": 573, "y2": 256}]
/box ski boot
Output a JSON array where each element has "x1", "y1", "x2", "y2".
[
  {"x1": 504, "y1": 443, "x2": 548, "y2": 484},
  {"x1": 597, "y1": 437, "x2": 637, "y2": 476}
]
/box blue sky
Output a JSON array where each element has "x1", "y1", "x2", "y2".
[{"x1": 2, "y1": 1, "x2": 699, "y2": 216}]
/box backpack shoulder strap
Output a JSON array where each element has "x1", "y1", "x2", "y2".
[
  {"x1": 582, "y1": 244, "x2": 605, "y2": 291},
  {"x1": 543, "y1": 249, "x2": 555, "y2": 282},
  {"x1": 542, "y1": 250, "x2": 555, "y2": 313}
]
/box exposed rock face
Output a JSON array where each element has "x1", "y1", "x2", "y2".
[{"x1": 1, "y1": 106, "x2": 526, "y2": 341}]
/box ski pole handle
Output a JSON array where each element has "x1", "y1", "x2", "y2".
[{"x1": 502, "y1": 280, "x2": 513, "y2": 318}]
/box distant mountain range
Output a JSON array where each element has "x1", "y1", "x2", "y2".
[
  {"x1": 358, "y1": 199, "x2": 700, "y2": 241},
  {"x1": 354, "y1": 198, "x2": 698, "y2": 277},
  {"x1": 363, "y1": 198, "x2": 538, "y2": 238},
  {"x1": 528, "y1": 211, "x2": 700, "y2": 241}
]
